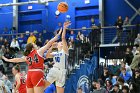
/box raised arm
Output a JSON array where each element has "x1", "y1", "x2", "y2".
[
  {"x1": 62, "y1": 22, "x2": 71, "y2": 54},
  {"x1": 38, "y1": 29, "x2": 62, "y2": 56},
  {"x1": 46, "y1": 43, "x2": 57, "y2": 58},
  {"x1": 2, "y1": 56, "x2": 25, "y2": 63}
]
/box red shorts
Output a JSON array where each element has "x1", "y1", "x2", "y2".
[
  {"x1": 26, "y1": 69, "x2": 45, "y2": 88},
  {"x1": 19, "y1": 88, "x2": 26, "y2": 93}
]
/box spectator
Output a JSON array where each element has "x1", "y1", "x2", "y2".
[
  {"x1": 117, "y1": 77, "x2": 129, "y2": 89},
  {"x1": 129, "y1": 82, "x2": 139, "y2": 93},
  {"x1": 131, "y1": 70, "x2": 140, "y2": 86},
  {"x1": 0, "y1": 79, "x2": 7, "y2": 93},
  {"x1": 77, "y1": 87, "x2": 83, "y2": 93},
  {"x1": 0, "y1": 71, "x2": 6, "y2": 80},
  {"x1": 123, "y1": 16, "x2": 130, "y2": 26},
  {"x1": 104, "y1": 80, "x2": 113, "y2": 93},
  {"x1": 124, "y1": 47, "x2": 133, "y2": 65},
  {"x1": 110, "y1": 60, "x2": 120, "y2": 76},
  {"x1": 101, "y1": 67, "x2": 110, "y2": 82},
  {"x1": 123, "y1": 16, "x2": 131, "y2": 44},
  {"x1": 134, "y1": 33, "x2": 140, "y2": 45},
  {"x1": 0, "y1": 37, "x2": 4, "y2": 47},
  {"x1": 93, "y1": 80, "x2": 106, "y2": 93},
  {"x1": 10, "y1": 38, "x2": 20, "y2": 52},
  {"x1": 121, "y1": 61, "x2": 132, "y2": 76},
  {"x1": 122, "y1": 85, "x2": 129, "y2": 93},
  {"x1": 132, "y1": 44, "x2": 139, "y2": 56},
  {"x1": 36, "y1": 38, "x2": 43, "y2": 48},
  {"x1": 27, "y1": 32, "x2": 36, "y2": 44},
  {"x1": 115, "y1": 16, "x2": 123, "y2": 43},
  {"x1": 3, "y1": 39, "x2": 10, "y2": 48},
  {"x1": 4, "y1": 75, "x2": 12, "y2": 92},
  {"x1": 55, "y1": 22, "x2": 62, "y2": 34},
  {"x1": 9, "y1": 27, "x2": 17, "y2": 39},
  {"x1": 18, "y1": 34, "x2": 27, "y2": 50},
  {"x1": 76, "y1": 31, "x2": 84, "y2": 43},
  {"x1": 90, "y1": 80, "x2": 97, "y2": 92},
  {"x1": 110, "y1": 83, "x2": 122, "y2": 93},
  {"x1": 119, "y1": 67, "x2": 131, "y2": 83},
  {"x1": 69, "y1": 30, "x2": 76, "y2": 42},
  {"x1": 130, "y1": 47, "x2": 140, "y2": 70},
  {"x1": 2, "y1": 48, "x2": 15, "y2": 67}
]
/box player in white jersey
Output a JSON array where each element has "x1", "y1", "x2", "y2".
[{"x1": 45, "y1": 21, "x2": 71, "y2": 93}]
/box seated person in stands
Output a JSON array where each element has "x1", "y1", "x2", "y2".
[
  {"x1": 117, "y1": 77, "x2": 129, "y2": 89},
  {"x1": 18, "y1": 34, "x2": 27, "y2": 50},
  {"x1": 104, "y1": 80, "x2": 113, "y2": 93},
  {"x1": 93, "y1": 80, "x2": 106, "y2": 93},
  {"x1": 100, "y1": 67, "x2": 110, "y2": 83},
  {"x1": 122, "y1": 85, "x2": 129, "y2": 93},
  {"x1": 134, "y1": 33, "x2": 140, "y2": 45},
  {"x1": 10, "y1": 38, "x2": 20, "y2": 52},
  {"x1": 76, "y1": 31, "x2": 84, "y2": 43},
  {"x1": 69, "y1": 30, "x2": 76, "y2": 42},
  {"x1": 109, "y1": 60, "x2": 120, "y2": 76},
  {"x1": 77, "y1": 87, "x2": 83, "y2": 93},
  {"x1": 3, "y1": 39, "x2": 10, "y2": 48},
  {"x1": 27, "y1": 32, "x2": 36, "y2": 44},
  {"x1": 121, "y1": 61, "x2": 132, "y2": 76},
  {"x1": 110, "y1": 83, "x2": 121, "y2": 93},
  {"x1": 119, "y1": 67, "x2": 131, "y2": 83}
]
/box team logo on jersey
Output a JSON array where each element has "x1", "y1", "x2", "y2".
[{"x1": 77, "y1": 75, "x2": 89, "y2": 93}]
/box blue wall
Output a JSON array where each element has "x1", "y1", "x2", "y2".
[
  {"x1": 0, "y1": 0, "x2": 13, "y2": 34},
  {"x1": 18, "y1": 0, "x2": 48, "y2": 33}
]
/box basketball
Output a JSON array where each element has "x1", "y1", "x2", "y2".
[{"x1": 57, "y1": 2, "x2": 68, "y2": 13}]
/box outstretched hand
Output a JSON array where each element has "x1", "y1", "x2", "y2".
[
  {"x1": 63, "y1": 21, "x2": 71, "y2": 29},
  {"x1": 58, "y1": 27, "x2": 63, "y2": 35}
]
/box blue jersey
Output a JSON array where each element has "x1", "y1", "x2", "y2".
[{"x1": 44, "y1": 84, "x2": 56, "y2": 93}]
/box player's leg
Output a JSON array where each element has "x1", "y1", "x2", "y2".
[
  {"x1": 27, "y1": 88, "x2": 34, "y2": 93},
  {"x1": 55, "y1": 69, "x2": 66, "y2": 93},
  {"x1": 56, "y1": 86, "x2": 64, "y2": 93},
  {"x1": 44, "y1": 67, "x2": 57, "y2": 89},
  {"x1": 34, "y1": 86, "x2": 44, "y2": 93}
]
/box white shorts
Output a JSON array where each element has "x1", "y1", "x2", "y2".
[{"x1": 46, "y1": 67, "x2": 67, "y2": 87}]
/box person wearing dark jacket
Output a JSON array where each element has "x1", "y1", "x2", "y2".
[{"x1": 115, "y1": 16, "x2": 123, "y2": 43}]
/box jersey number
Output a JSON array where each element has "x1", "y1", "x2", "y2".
[
  {"x1": 27, "y1": 54, "x2": 39, "y2": 65},
  {"x1": 55, "y1": 57, "x2": 60, "y2": 63}
]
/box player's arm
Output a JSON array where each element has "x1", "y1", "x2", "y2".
[
  {"x1": 38, "y1": 29, "x2": 62, "y2": 56},
  {"x1": 14, "y1": 74, "x2": 21, "y2": 93},
  {"x1": 2, "y1": 56, "x2": 26, "y2": 63},
  {"x1": 62, "y1": 22, "x2": 71, "y2": 54},
  {"x1": 46, "y1": 43, "x2": 57, "y2": 58}
]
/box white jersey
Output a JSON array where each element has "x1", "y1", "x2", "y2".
[{"x1": 52, "y1": 49, "x2": 68, "y2": 69}]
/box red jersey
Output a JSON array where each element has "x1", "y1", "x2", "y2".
[
  {"x1": 26, "y1": 50, "x2": 44, "y2": 70},
  {"x1": 16, "y1": 73, "x2": 26, "y2": 93}
]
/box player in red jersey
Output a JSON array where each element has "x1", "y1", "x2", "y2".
[
  {"x1": 2, "y1": 30, "x2": 62, "y2": 93},
  {"x1": 12, "y1": 64, "x2": 26, "y2": 93}
]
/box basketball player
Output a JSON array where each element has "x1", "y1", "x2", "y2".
[
  {"x1": 2, "y1": 29, "x2": 62, "y2": 93},
  {"x1": 12, "y1": 64, "x2": 26, "y2": 93},
  {"x1": 45, "y1": 21, "x2": 71, "y2": 93}
]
